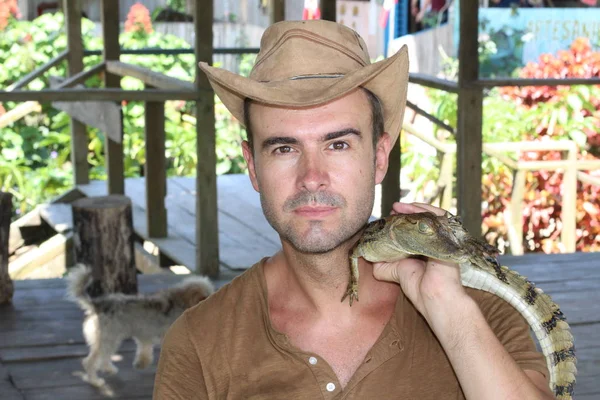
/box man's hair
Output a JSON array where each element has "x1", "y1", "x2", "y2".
[{"x1": 243, "y1": 87, "x2": 385, "y2": 152}]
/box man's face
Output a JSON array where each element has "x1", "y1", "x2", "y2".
[{"x1": 242, "y1": 89, "x2": 391, "y2": 254}]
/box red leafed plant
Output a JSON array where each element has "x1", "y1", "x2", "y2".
[
  {"x1": 0, "y1": 0, "x2": 21, "y2": 31},
  {"x1": 485, "y1": 38, "x2": 600, "y2": 253},
  {"x1": 124, "y1": 3, "x2": 153, "y2": 35}
]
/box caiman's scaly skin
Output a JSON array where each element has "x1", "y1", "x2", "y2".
[{"x1": 342, "y1": 212, "x2": 577, "y2": 399}]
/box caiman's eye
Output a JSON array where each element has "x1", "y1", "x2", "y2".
[{"x1": 418, "y1": 220, "x2": 433, "y2": 234}]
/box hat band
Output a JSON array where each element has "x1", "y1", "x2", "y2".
[{"x1": 289, "y1": 74, "x2": 344, "y2": 80}]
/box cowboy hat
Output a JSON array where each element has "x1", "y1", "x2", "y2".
[{"x1": 199, "y1": 19, "x2": 409, "y2": 144}]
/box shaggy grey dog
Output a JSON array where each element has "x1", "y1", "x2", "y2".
[{"x1": 67, "y1": 265, "x2": 214, "y2": 387}]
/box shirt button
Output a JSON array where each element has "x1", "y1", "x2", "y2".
[
  {"x1": 309, "y1": 356, "x2": 318, "y2": 365},
  {"x1": 326, "y1": 382, "x2": 336, "y2": 392}
]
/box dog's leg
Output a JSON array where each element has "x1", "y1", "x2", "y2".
[
  {"x1": 101, "y1": 359, "x2": 119, "y2": 375},
  {"x1": 81, "y1": 317, "x2": 106, "y2": 387},
  {"x1": 133, "y1": 337, "x2": 154, "y2": 369}
]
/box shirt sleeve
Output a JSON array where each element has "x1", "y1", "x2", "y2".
[
  {"x1": 153, "y1": 312, "x2": 209, "y2": 400},
  {"x1": 470, "y1": 289, "x2": 550, "y2": 383}
]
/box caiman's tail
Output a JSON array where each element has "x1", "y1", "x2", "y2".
[
  {"x1": 460, "y1": 262, "x2": 577, "y2": 400},
  {"x1": 66, "y1": 264, "x2": 95, "y2": 314}
]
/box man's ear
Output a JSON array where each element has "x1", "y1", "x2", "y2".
[
  {"x1": 242, "y1": 140, "x2": 260, "y2": 192},
  {"x1": 374, "y1": 132, "x2": 392, "y2": 186}
]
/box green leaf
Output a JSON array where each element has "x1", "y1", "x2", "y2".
[{"x1": 568, "y1": 129, "x2": 588, "y2": 147}]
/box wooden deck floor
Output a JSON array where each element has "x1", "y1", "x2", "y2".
[
  {"x1": 40, "y1": 175, "x2": 282, "y2": 274},
  {"x1": 0, "y1": 252, "x2": 598, "y2": 399}
]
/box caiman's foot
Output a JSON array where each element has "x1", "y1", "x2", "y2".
[{"x1": 341, "y1": 282, "x2": 359, "y2": 306}]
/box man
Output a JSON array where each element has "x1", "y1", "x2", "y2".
[{"x1": 153, "y1": 20, "x2": 552, "y2": 399}]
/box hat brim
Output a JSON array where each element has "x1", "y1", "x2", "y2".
[{"x1": 199, "y1": 45, "x2": 409, "y2": 145}]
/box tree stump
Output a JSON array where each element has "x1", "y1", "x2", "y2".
[
  {"x1": 0, "y1": 192, "x2": 14, "y2": 305},
  {"x1": 72, "y1": 195, "x2": 137, "y2": 296}
]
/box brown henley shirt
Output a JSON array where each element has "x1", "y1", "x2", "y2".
[{"x1": 154, "y1": 258, "x2": 548, "y2": 399}]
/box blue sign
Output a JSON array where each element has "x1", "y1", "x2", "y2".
[{"x1": 478, "y1": 8, "x2": 600, "y2": 64}]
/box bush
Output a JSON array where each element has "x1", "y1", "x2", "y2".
[
  {"x1": 426, "y1": 38, "x2": 600, "y2": 253},
  {"x1": 0, "y1": 12, "x2": 250, "y2": 219}
]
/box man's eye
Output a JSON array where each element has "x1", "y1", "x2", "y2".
[
  {"x1": 274, "y1": 146, "x2": 293, "y2": 154},
  {"x1": 329, "y1": 141, "x2": 349, "y2": 150}
]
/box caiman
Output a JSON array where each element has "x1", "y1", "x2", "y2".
[{"x1": 342, "y1": 211, "x2": 577, "y2": 400}]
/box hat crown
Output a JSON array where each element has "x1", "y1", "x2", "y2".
[{"x1": 250, "y1": 20, "x2": 371, "y2": 82}]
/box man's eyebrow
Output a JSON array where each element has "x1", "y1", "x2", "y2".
[
  {"x1": 323, "y1": 128, "x2": 362, "y2": 141},
  {"x1": 261, "y1": 136, "x2": 299, "y2": 150}
]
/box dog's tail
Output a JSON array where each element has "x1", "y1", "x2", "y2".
[{"x1": 66, "y1": 264, "x2": 94, "y2": 313}]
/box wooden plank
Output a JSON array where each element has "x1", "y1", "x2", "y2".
[
  {"x1": 0, "y1": 88, "x2": 200, "y2": 102},
  {"x1": 408, "y1": 73, "x2": 459, "y2": 93},
  {"x1": 7, "y1": 351, "x2": 158, "y2": 393},
  {"x1": 456, "y1": 0, "x2": 483, "y2": 238},
  {"x1": 0, "y1": 341, "x2": 135, "y2": 363},
  {"x1": 195, "y1": 0, "x2": 219, "y2": 277},
  {"x1": 64, "y1": 0, "x2": 89, "y2": 187},
  {"x1": 476, "y1": 77, "x2": 600, "y2": 88},
  {"x1": 0, "y1": 363, "x2": 24, "y2": 400},
  {"x1": 321, "y1": 0, "x2": 336, "y2": 21},
  {"x1": 106, "y1": 61, "x2": 194, "y2": 90},
  {"x1": 0, "y1": 101, "x2": 42, "y2": 129},
  {"x1": 6, "y1": 50, "x2": 68, "y2": 91},
  {"x1": 508, "y1": 169, "x2": 525, "y2": 255},
  {"x1": 144, "y1": 100, "x2": 167, "y2": 238},
  {"x1": 39, "y1": 203, "x2": 72, "y2": 233},
  {"x1": 50, "y1": 78, "x2": 123, "y2": 144},
  {"x1": 54, "y1": 62, "x2": 106, "y2": 89},
  {"x1": 8, "y1": 233, "x2": 72, "y2": 280}
]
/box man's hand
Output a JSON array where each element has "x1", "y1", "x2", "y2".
[{"x1": 371, "y1": 202, "x2": 468, "y2": 325}]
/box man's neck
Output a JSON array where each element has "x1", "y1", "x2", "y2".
[{"x1": 264, "y1": 235, "x2": 399, "y2": 319}]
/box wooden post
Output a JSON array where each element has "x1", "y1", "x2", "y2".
[
  {"x1": 562, "y1": 146, "x2": 577, "y2": 252},
  {"x1": 144, "y1": 96, "x2": 167, "y2": 238},
  {"x1": 64, "y1": 0, "x2": 89, "y2": 185},
  {"x1": 101, "y1": 0, "x2": 124, "y2": 195},
  {"x1": 321, "y1": 0, "x2": 337, "y2": 22},
  {"x1": 195, "y1": 0, "x2": 220, "y2": 277},
  {"x1": 381, "y1": 137, "x2": 401, "y2": 216},
  {"x1": 509, "y1": 169, "x2": 525, "y2": 255},
  {"x1": 456, "y1": 0, "x2": 483, "y2": 237},
  {"x1": 0, "y1": 192, "x2": 14, "y2": 305},
  {"x1": 270, "y1": 0, "x2": 285, "y2": 24},
  {"x1": 72, "y1": 195, "x2": 137, "y2": 295},
  {"x1": 439, "y1": 151, "x2": 454, "y2": 210}
]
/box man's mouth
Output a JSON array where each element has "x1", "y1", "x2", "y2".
[{"x1": 293, "y1": 206, "x2": 337, "y2": 218}]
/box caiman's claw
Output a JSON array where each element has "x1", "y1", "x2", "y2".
[{"x1": 341, "y1": 282, "x2": 359, "y2": 306}]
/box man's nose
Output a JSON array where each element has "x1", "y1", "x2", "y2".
[{"x1": 297, "y1": 152, "x2": 329, "y2": 192}]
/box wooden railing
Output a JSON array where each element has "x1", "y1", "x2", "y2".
[{"x1": 403, "y1": 122, "x2": 600, "y2": 255}]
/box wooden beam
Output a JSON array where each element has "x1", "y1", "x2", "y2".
[
  {"x1": 144, "y1": 99, "x2": 167, "y2": 238},
  {"x1": 64, "y1": 0, "x2": 89, "y2": 186},
  {"x1": 6, "y1": 50, "x2": 68, "y2": 91},
  {"x1": 321, "y1": 0, "x2": 337, "y2": 21},
  {"x1": 409, "y1": 73, "x2": 459, "y2": 93},
  {"x1": 195, "y1": 0, "x2": 220, "y2": 277},
  {"x1": 0, "y1": 101, "x2": 42, "y2": 129},
  {"x1": 0, "y1": 89, "x2": 201, "y2": 102},
  {"x1": 102, "y1": 0, "x2": 124, "y2": 195},
  {"x1": 0, "y1": 192, "x2": 14, "y2": 304},
  {"x1": 381, "y1": 138, "x2": 401, "y2": 216},
  {"x1": 456, "y1": 0, "x2": 483, "y2": 238},
  {"x1": 54, "y1": 62, "x2": 106, "y2": 89},
  {"x1": 50, "y1": 77, "x2": 123, "y2": 144},
  {"x1": 106, "y1": 61, "x2": 195, "y2": 90},
  {"x1": 562, "y1": 148, "x2": 577, "y2": 253},
  {"x1": 406, "y1": 99, "x2": 455, "y2": 134},
  {"x1": 476, "y1": 77, "x2": 600, "y2": 88},
  {"x1": 270, "y1": 0, "x2": 285, "y2": 24}
]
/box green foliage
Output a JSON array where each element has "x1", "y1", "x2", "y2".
[{"x1": 0, "y1": 13, "x2": 251, "y2": 219}]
